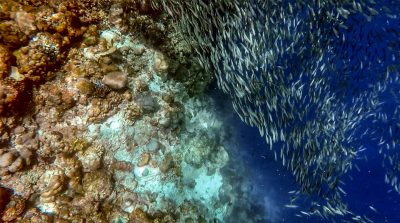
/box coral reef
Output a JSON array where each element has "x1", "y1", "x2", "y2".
[
  {"x1": 0, "y1": 1, "x2": 258, "y2": 222},
  {"x1": 0, "y1": 0, "x2": 104, "y2": 115}
]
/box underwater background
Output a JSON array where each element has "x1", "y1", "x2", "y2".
[
  {"x1": 205, "y1": 0, "x2": 400, "y2": 222},
  {"x1": 0, "y1": 0, "x2": 400, "y2": 223},
  {"x1": 221, "y1": 97, "x2": 400, "y2": 223}
]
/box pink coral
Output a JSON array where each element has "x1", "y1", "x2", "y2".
[
  {"x1": 13, "y1": 11, "x2": 37, "y2": 35},
  {"x1": 102, "y1": 71, "x2": 128, "y2": 90}
]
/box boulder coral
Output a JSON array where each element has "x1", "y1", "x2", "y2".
[{"x1": 102, "y1": 71, "x2": 128, "y2": 90}]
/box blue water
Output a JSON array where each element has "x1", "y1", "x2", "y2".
[
  {"x1": 209, "y1": 2, "x2": 400, "y2": 222},
  {"x1": 212, "y1": 94, "x2": 400, "y2": 223},
  {"x1": 235, "y1": 116, "x2": 400, "y2": 223}
]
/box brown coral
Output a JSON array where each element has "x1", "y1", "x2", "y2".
[
  {"x1": 0, "y1": 151, "x2": 15, "y2": 168},
  {"x1": 82, "y1": 171, "x2": 113, "y2": 202},
  {"x1": 137, "y1": 152, "x2": 150, "y2": 167},
  {"x1": 112, "y1": 160, "x2": 134, "y2": 172},
  {"x1": 36, "y1": 130, "x2": 65, "y2": 159},
  {"x1": 159, "y1": 153, "x2": 174, "y2": 174},
  {"x1": 129, "y1": 208, "x2": 175, "y2": 223},
  {"x1": 75, "y1": 78, "x2": 95, "y2": 96},
  {"x1": 0, "y1": 149, "x2": 27, "y2": 176},
  {"x1": 0, "y1": 44, "x2": 11, "y2": 79},
  {"x1": 1, "y1": 195, "x2": 26, "y2": 222},
  {"x1": 40, "y1": 172, "x2": 66, "y2": 203},
  {"x1": 0, "y1": 80, "x2": 25, "y2": 115},
  {"x1": 129, "y1": 208, "x2": 152, "y2": 223},
  {"x1": 154, "y1": 51, "x2": 169, "y2": 74},
  {"x1": 14, "y1": 124, "x2": 39, "y2": 166},
  {"x1": 13, "y1": 32, "x2": 66, "y2": 81},
  {"x1": 53, "y1": 154, "x2": 82, "y2": 183},
  {"x1": 125, "y1": 102, "x2": 142, "y2": 124},
  {"x1": 77, "y1": 144, "x2": 104, "y2": 173},
  {"x1": 12, "y1": 11, "x2": 37, "y2": 35},
  {"x1": 38, "y1": 83, "x2": 76, "y2": 113},
  {"x1": 109, "y1": 3, "x2": 126, "y2": 32},
  {"x1": 0, "y1": 20, "x2": 29, "y2": 49},
  {"x1": 87, "y1": 92, "x2": 123, "y2": 123},
  {"x1": 20, "y1": 207, "x2": 52, "y2": 223},
  {"x1": 0, "y1": 124, "x2": 39, "y2": 176},
  {"x1": 1, "y1": 0, "x2": 102, "y2": 87}
]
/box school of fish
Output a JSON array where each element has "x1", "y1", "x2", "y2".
[{"x1": 151, "y1": 0, "x2": 400, "y2": 222}]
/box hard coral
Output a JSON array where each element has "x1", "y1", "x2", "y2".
[
  {"x1": 0, "y1": 119, "x2": 10, "y2": 144},
  {"x1": 75, "y1": 78, "x2": 95, "y2": 96},
  {"x1": 1, "y1": 0, "x2": 101, "y2": 87},
  {"x1": 0, "y1": 44, "x2": 11, "y2": 79},
  {"x1": 102, "y1": 71, "x2": 128, "y2": 90},
  {"x1": 0, "y1": 20, "x2": 29, "y2": 49},
  {"x1": 124, "y1": 102, "x2": 142, "y2": 124},
  {"x1": 87, "y1": 92, "x2": 123, "y2": 123},
  {"x1": 129, "y1": 208, "x2": 176, "y2": 223},
  {"x1": 35, "y1": 1, "x2": 88, "y2": 38},
  {"x1": 82, "y1": 170, "x2": 113, "y2": 202},
  {"x1": 0, "y1": 80, "x2": 22, "y2": 115},
  {"x1": 40, "y1": 83, "x2": 76, "y2": 113},
  {"x1": 14, "y1": 32, "x2": 65, "y2": 82},
  {"x1": 159, "y1": 153, "x2": 173, "y2": 174},
  {"x1": 136, "y1": 94, "x2": 159, "y2": 114},
  {"x1": 137, "y1": 152, "x2": 150, "y2": 167},
  {"x1": 109, "y1": 3, "x2": 126, "y2": 32},
  {"x1": 40, "y1": 173, "x2": 66, "y2": 203},
  {"x1": 36, "y1": 130, "x2": 65, "y2": 158},
  {"x1": 52, "y1": 153, "x2": 84, "y2": 193},
  {"x1": 12, "y1": 11, "x2": 37, "y2": 35},
  {"x1": 153, "y1": 51, "x2": 168, "y2": 74},
  {"x1": 0, "y1": 151, "x2": 15, "y2": 168},
  {"x1": 0, "y1": 150, "x2": 25, "y2": 176},
  {"x1": 1, "y1": 195, "x2": 26, "y2": 222},
  {"x1": 112, "y1": 160, "x2": 134, "y2": 172},
  {"x1": 14, "y1": 125, "x2": 39, "y2": 165},
  {"x1": 20, "y1": 207, "x2": 52, "y2": 223},
  {"x1": 77, "y1": 144, "x2": 104, "y2": 173}
]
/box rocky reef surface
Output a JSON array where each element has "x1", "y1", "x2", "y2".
[{"x1": 0, "y1": 1, "x2": 266, "y2": 222}]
